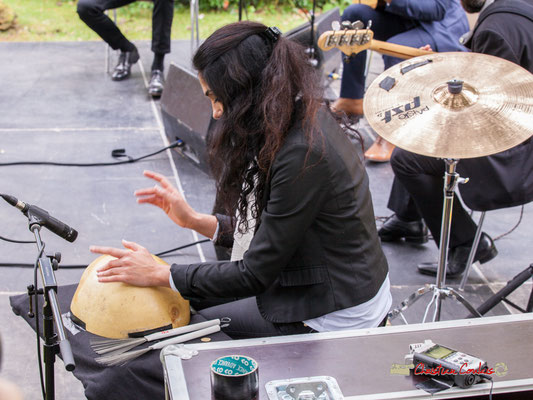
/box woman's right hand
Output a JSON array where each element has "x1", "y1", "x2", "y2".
[{"x1": 135, "y1": 170, "x2": 198, "y2": 229}]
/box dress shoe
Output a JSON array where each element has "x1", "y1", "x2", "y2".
[
  {"x1": 418, "y1": 233, "x2": 498, "y2": 278},
  {"x1": 364, "y1": 137, "x2": 395, "y2": 162},
  {"x1": 378, "y1": 215, "x2": 429, "y2": 244},
  {"x1": 148, "y1": 69, "x2": 164, "y2": 98},
  {"x1": 111, "y1": 47, "x2": 140, "y2": 81}
]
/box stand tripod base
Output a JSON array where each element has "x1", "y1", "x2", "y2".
[
  {"x1": 388, "y1": 284, "x2": 481, "y2": 324},
  {"x1": 390, "y1": 264, "x2": 533, "y2": 323}
]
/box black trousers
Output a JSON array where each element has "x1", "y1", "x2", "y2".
[
  {"x1": 388, "y1": 148, "x2": 478, "y2": 248},
  {"x1": 194, "y1": 297, "x2": 315, "y2": 339},
  {"x1": 193, "y1": 297, "x2": 389, "y2": 339},
  {"x1": 77, "y1": 0, "x2": 174, "y2": 53}
]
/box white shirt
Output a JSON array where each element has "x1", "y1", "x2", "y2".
[{"x1": 304, "y1": 273, "x2": 392, "y2": 331}]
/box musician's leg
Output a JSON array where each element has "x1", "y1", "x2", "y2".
[
  {"x1": 387, "y1": 176, "x2": 423, "y2": 222},
  {"x1": 151, "y1": 0, "x2": 174, "y2": 55},
  {"x1": 383, "y1": 27, "x2": 436, "y2": 69},
  {"x1": 77, "y1": 0, "x2": 136, "y2": 51},
  {"x1": 335, "y1": 5, "x2": 418, "y2": 161},
  {"x1": 197, "y1": 297, "x2": 314, "y2": 339},
  {"x1": 338, "y1": 5, "x2": 413, "y2": 102}
]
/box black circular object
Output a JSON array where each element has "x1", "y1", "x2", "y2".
[{"x1": 210, "y1": 355, "x2": 259, "y2": 400}]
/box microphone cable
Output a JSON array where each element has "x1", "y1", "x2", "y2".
[
  {"x1": 0, "y1": 235, "x2": 35, "y2": 244},
  {"x1": 0, "y1": 238, "x2": 210, "y2": 268},
  {"x1": 0, "y1": 140, "x2": 182, "y2": 167}
]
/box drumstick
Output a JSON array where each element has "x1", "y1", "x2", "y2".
[
  {"x1": 95, "y1": 324, "x2": 221, "y2": 366},
  {"x1": 90, "y1": 319, "x2": 221, "y2": 356}
]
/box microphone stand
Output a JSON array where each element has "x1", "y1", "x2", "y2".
[
  {"x1": 27, "y1": 214, "x2": 75, "y2": 400},
  {"x1": 309, "y1": 0, "x2": 316, "y2": 57}
]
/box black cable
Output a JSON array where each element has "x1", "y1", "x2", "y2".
[
  {"x1": 33, "y1": 248, "x2": 46, "y2": 400},
  {"x1": 480, "y1": 374, "x2": 494, "y2": 400},
  {"x1": 493, "y1": 205, "x2": 524, "y2": 241},
  {"x1": 155, "y1": 239, "x2": 210, "y2": 257},
  {"x1": 0, "y1": 141, "x2": 181, "y2": 167},
  {"x1": 0, "y1": 235, "x2": 35, "y2": 244},
  {"x1": 0, "y1": 238, "x2": 212, "y2": 268}
]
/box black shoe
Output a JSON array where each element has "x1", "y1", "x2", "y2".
[
  {"x1": 378, "y1": 215, "x2": 429, "y2": 244},
  {"x1": 417, "y1": 233, "x2": 498, "y2": 278},
  {"x1": 148, "y1": 69, "x2": 164, "y2": 97},
  {"x1": 111, "y1": 47, "x2": 140, "y2": 81}
]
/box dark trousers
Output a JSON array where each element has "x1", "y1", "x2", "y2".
[
  {"x1": 388, "y1": 148, "x2": 478, "y2": 248},
  {"x1": 340, "y1": 4, "x2": 435, "y2": 99},
  {"x1": 77, "y1": 0, "x2": 174, "y2": 54},
  {"x1": 194, "y1": 297, "x2": 315, "y2": 339},
  {"x1": 194, "y1": 297, "x2": 389, "y2": 339}
]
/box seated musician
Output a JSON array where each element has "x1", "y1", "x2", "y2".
[
  {"x1": 90, "y1": 21, "x2": 391, "y2": 338},
  {"x1": 379, "y1": 0, "x2": 533, "y2": 278},
  {"x1": 332, "y1": 0, "x2": 469, "y2": 161},
  {"x1": 76, "y1": 0, "x2": 174, "y2": 97}
]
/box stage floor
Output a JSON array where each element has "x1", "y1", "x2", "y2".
[{"x1": 1, "y1": 40, "x2": 531, "y2": 399}]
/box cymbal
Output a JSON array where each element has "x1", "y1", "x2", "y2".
[{"x1": 363, "y1": 52, "x2": 533, "y2": 159}]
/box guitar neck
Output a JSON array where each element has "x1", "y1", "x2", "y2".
[{"x1": 369, "y1": 40, "x2": 433, "y2": 60}]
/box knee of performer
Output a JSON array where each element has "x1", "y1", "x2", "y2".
[
  {"x1": 341, "y1": 4, "x2": 374, "y2": 23},
  {"x1": 390, "y1": 147, "x2": 410, "y2": 175},
  {"x1": 77, "y1": 0, "x2": 99, "y2": 20}
]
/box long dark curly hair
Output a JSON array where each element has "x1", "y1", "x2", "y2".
[{"x1": 193, "y1": 21, "x2": 324, "y2": 233}]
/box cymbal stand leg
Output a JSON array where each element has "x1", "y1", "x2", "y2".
[
  {"x1": 388, "y1": 284, "x2": 434, "y2": 323},
  {"x1": 422, "y1": 288, "x2": 438, "y2": 323},
  {"x1": 448, "y1": 287, "x2": 482, "y2": 317}
]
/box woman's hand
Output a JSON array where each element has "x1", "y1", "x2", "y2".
[
  {"x1": 135, "y1": 170, "x2": 198, "y2": 229},
  {"x1": 420, "y1": 44, "x2": 433, "y2": 52},
  {"x1": 90, "y1": 240, "x2": 171, "y2": 287},
  {"x1": 135, "y1": 170, "x2": 219, "y2": 239}
]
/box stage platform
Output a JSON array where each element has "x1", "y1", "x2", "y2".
[{"x1": 1, "y1": 39, "x2": 532, "y2": 399}]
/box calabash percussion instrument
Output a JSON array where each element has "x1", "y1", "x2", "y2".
[{"x1": 71, "y1": 254, "x2": 190, "y2": 339}]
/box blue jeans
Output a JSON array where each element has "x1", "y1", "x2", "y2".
[{"x1": 340, "y1": 4, "x2": 436, "y2": 99}]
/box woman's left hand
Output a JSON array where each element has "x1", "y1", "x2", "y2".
[{"x1": 90, "y1": 240, "x2": 171, "y2": 287}]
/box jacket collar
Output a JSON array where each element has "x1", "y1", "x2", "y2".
[{"x1": 459, "y1": 0, "x2": 496, "y2": 48}]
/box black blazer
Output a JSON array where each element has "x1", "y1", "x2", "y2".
[
  {"x1": 457, "y1": 0, "x2": 533, "y2": 211},
  {"x1": 171, "y1": 108, "x2": 389, "y2": 323}
]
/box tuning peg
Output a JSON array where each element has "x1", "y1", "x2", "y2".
[
  {"x1": 340, "y1": 20, "x2": 352, "y2": 30},
  {"x1": 351, "y1": 20, "x2": 364, "y2": 30},
  {"x1": 366, "y1": 20, "x2": 373, "y2": 30},
  {"x1": 331, "y1": 21, "x2": 340, "y2": 31}
]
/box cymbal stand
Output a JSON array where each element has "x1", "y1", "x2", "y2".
[
  {"x1": 189, "y1": 0, "x2": 200, "y2": 55},
  {"x1": 388, "y1": 159, "x2": 482, "y2": 323}
]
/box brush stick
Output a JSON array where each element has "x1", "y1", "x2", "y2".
[
  {"x1": 91, "y1": 319, "x2": 221, "y2": 355},
  {"x1": 95, "y1": 324, "x2": 221, "y2": 366}
]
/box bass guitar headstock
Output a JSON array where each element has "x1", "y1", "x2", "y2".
[{"x1": 318, "y1": 21, "x2": 375, "y2": 57}]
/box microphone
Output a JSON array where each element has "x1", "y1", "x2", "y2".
[{"x1": 1, "y1": 194, "x2": 78, "y2": 243}]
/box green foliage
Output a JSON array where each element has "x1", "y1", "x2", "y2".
[
  {"x1": 0, "y1": 0, "x2": 315, "y2": 41},
  {"x1": 174, "y1": 0, "x2": 351, "y2": 12}
]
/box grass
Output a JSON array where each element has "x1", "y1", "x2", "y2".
[{"x1": 0, "y1": 0, "x2": 310, "y2": 42}]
